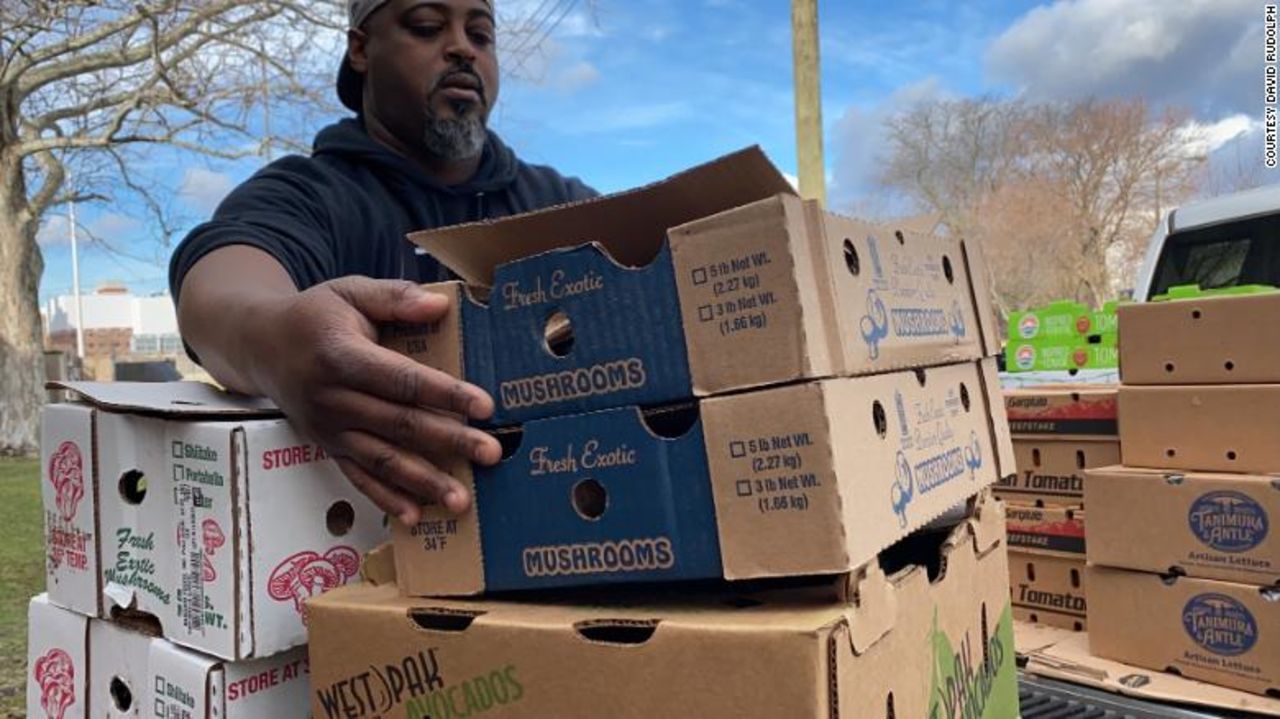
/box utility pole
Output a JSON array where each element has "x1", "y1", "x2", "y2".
[
  {"x1": 69, "y1": 198, "x2": 85, "y2": 361},
  {"x1": 791, "y1": 0, "x2": 826, "y2": 207}
]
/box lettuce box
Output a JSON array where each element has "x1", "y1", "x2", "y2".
[
  {"x1": 1119, "y1": 385, "x2": 1280, "y2": 474},
  {"x1": 383, "y1": 147, "x2": 999, "y2": 426},
  {"x1": 1086, "y1": 465, "x2": 1279, "y2": 586},
  {"x1": 27, "y1": 594, "x2": 309, "y2": 718},
  {"x1": 392, "y1": 359, "x2": 1014, "y2": 596},
  {"x1": 312, "y1": 495, "x2": 1018, "y2": 719},
  {"x1": 40, "y1": 381, "x2": 387, "y2": 660}
]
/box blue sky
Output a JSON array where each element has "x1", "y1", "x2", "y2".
[{"x1": 37, "y1": 0, "x2": 1263, "y2": 302}]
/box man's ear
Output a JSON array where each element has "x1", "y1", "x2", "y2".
[{"x1": 347, "y1": 28, "x2": 370, "y2": 73}]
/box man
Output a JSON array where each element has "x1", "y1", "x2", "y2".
[{"x1": 169, "y1": 0, "x2": 596, "y2": 526}]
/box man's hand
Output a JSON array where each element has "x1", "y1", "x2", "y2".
[{"x1": 178, "y1": 247, "x2": 500, "y2": 525}]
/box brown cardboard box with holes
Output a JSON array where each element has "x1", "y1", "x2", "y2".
[
  {"x1": 1086, "y1": 466, "x2": 1280, "y2": 586},
  {"x1": 1089, "y1": 565, "x2": 1280, "y2": 698},
  {"x1": 309, "y1": 496, "x2": 1021, "y2": 719},
  {"x1": 994, "y1": 438, "x2": 1120, "y2": 507},
  {"x1": 1119, "y1": 385, "x2": 1280, "y2": 474},
  {"x1": 1008, "y1": 549, "x2": 1088, "y2": 631},
  {"x1": 1119, "y1": 291, "x2": 1280, "y2": 385},
  {"x1": 1004, "y1": 504, "x2": 1085, "y2": 557},
  {"x1": 1003, "y1": 385, "x2": 1118, "y2": 438}
]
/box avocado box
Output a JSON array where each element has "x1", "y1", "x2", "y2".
[
  {"x1": 391, "y1": 359, "x2": 1014, "y2": 596},
  {"x1": 1086, "y1": 466, "x2": 1279, "y2": 586},
  {"x1": 993, "y1": 437, "x2": 1120, "y2": 506},
  {"x1": 383, "y1": 147, "x2": 999, "y2": 426},
  {"x1": 1004, "y1": 504, "x2": 1085, "y2": 556},
  {"x1": 39, "y1": 381, "x2": 388, "y2": 660},
  {"x1": 27, "y1": 594, "x2": 310, "y2": 719},
  {"x1": 1088, "y1": 566, "x2": 1280, "y2": 698},
  {"x1": 1007, "y1": 549, "x2": 1088, "y2": 631},
  {"x1": 1119, "y1": 284, "x2": 1280, "y2": 385},
  {"x1": 311, "y1": 495, "x2": 1019, "y2": 719},
  {"x1": 1002, "y1": 385, "x2": 1117, "y2": 437},
  {"x1": 1119, "y1": 384, "x2": 1280, "y2": 474}
]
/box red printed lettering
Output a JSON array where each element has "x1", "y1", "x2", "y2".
[{"x1": 262, "y1": 444, "x2": 315, "y2": 471}]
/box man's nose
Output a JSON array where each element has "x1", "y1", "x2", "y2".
[{"x1": 444, "y1": 23, "x2": 478, "y2": 63}]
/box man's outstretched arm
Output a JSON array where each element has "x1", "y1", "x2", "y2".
[{"x1": 177, "y1": 245, "x2": 501, "y2": 524}]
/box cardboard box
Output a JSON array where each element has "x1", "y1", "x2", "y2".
[
  {"x1": 1013, "y1": 606, "x2": 1084, "y2": 632},
  {"x1": 1008, "y1": 300, "x2": 1117, "y2": 344},
  {"x1": 40, "y1": 381, "x2": 388, "y2": 660},
  {"x1": 994, "y1": 437, "x2": 1120, "y2": 506},
  {"x1": 384, "y1": 147, "x2": 999, "y2": 426},
  {"x1": 1008, "y1": 550, "x2": 1087, "y2": 631},
  {"x1": 1005, "y1": 504, "x2": 1085, "y2": 556},
  {"x1": 1089, "y1": 566, "x2": 1280, "y2": 697},
  {"x1": 1002, "y1": 385, "x2": 1117, "y2": 437},
  {"x1": 1119, "y1": 287, "x2": 1280, "y2": 385},
  {"x1": 1018, "y1": 624, "x2": 1280, "y2": 715},
  {"x1": 311, "y1": 496, "x2": 1019, "y2": 719},
  {"x1": 1119, "y1": 385, "x2": 1280, "y2": 474},
  {"x1": 392, "y1": 359, "x2": 1014, "y2": 595},
  {"x1": 27, "y1": 593, "x2": 309, "y2": 718},
  {"x1": 1005, "y1": 338, "x2": 1118, "y2": 373},
  {"x1": 1086, "y1": 465, "x2": 1279, "y2": 586}
]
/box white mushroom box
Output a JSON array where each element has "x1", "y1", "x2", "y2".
[
  {"x1": 40, "y1": 381, "x2": 388, "y2": 661},
  {"x1": 27, "y1": 594, "x2": 310, "y2": 718}
]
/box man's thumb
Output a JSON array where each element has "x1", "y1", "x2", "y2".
[{"x1": 328, "y1": 277, "x2": 450, "y2": 324}]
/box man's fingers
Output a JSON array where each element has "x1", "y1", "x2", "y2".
[
  {"x1": 335, "y1": 430, "x2": 472, "y2": 514},
  {"x1": 333, "y1": 456, "x2": 421, "y2": 525},
  {"x1": 331, "y1": 343, "x2": 495, "y2": 421},
  {"x1": 329, "y1": 276, "x2": 451, "y2": 325},
  {"x1": 341, "y1": 392, "x2": 502, "y2": 466}
]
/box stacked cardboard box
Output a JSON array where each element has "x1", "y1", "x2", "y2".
[
  {"x1": 999, "y1": 385, "x2": 1118, "y2": 631},
  {"x1": 306, "y1": 148, "x2": 1023, "y2": 717},
  {"x1": 1005, "y1": 300, "x2": 1119, "y2": 373},
  {"x1": 1086, "y1": 287, "x2": 1280, "y2": 698},
  {"x1": 29, "y1": 381, "x2": 388, "y2": 717}
]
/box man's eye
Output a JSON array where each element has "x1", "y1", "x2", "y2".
[
  {"x1": 409, "y1": 25, "x2": 443, "y2": 38},
  {"x1": 468, "y1": 28, "x2": 494, "y2": 47}
]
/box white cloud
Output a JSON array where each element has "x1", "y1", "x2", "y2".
[
  {"x1": 987, "y1": 0, "x2": 1256, "y2": 114},
  {"x1": 1179, "y1": 113, "x2": 1261, "y2": 159},
  {"x1": 179, "y1": 168, "x2": 236, "y2": 215},
  {"x1": 37, "y1": 214, "x2": 71, "y2": 247},
  {"x1": 555, "y1": 60, "x2": 601, "y2": 93}
]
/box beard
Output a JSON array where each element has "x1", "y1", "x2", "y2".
[{"x1": 422, "y1": 69, "x2": 489, "y2": 161}]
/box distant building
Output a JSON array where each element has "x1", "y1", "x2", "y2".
[{"x1": 43, "y1": 282, "x2": 182, "y2": 360}]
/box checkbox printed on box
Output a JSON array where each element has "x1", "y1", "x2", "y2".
[
  {"x1": 729, "y1": 441, "x2": 746, "y2": 458},
  {"x1": 172, "y1": 465, "x2": 184, "y2": 482},
  {"x1": 736, "y1": 480, "x2": 753, "y2": 497},
  {"x1": 698, "y1": 305, "x2": 714, "y2": 322},
  {"x1": 692, "y1": 268, "x2": 708, "y2": 285},
  {"x1": 155, "y1": 698, "x2": 165, "y2": 716},
  {"x1": 171, "y1": 440, "x2": 184, "y2": 459}
]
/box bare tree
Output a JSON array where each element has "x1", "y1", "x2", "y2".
[
  {"x1": 0, "y1": 1, "x2": 346, "y2": 454},
  {"x1": 878, "y1": 97, "x2": 1206, "y2": 318}
]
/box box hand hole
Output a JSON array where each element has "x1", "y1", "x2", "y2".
[
  {"x1": 942, "y1": 255, "x2": 954, "y2": 285},
  {"x1": 110, "y1": 676, "x2": 134, "y2": 711},
  {"x1": 572, "y1": 479, "x2": 608, "y2": 521},
  {"x1": 326, "y1": 501, "x2": 355, "y2": 537},
  {"x1": 573, "y1": 620, "x2": 659, "y2": 646},
  {"x1": 843, "y1": 239, "x2": 861, "y2": 276},
  {"x1": 872, "y1": 401, "x2": 888, "y2": 438},
  {"x1": 118, "y1": 469, "x2": 147, "y2": 505},
  {"x1": 894, "y1": 230, "x2": 906, "y2": 245},
  {"x1": 959, "y1": 382, "x2": 970, "y2": 412},
  {"x1": 885, "y1": 692, "x2": 896, "y2": 719},
  {"x1": 409, "y1": 608, "x2": 484, "y2": 632},
  {"x1": 544, "y1": 309, "x2": 575, "y2": 357}
]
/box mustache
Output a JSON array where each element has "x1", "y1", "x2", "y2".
[{"x1": 430, "y1": 66, "x2": 487, "y2": 106}]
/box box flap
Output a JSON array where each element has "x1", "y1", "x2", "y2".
[
  {"x1": 408, "y1": 146, "x2": 794, "y2": 285},
  {"x1": 1018, "y1": 625, "x2": 1280, "y2": 715},
  {"x1": 360, "y1": 542, "x2": 397, "y2": 586},
  {"x1": 49, "y1": 381, "x2": 280, "y2": 418}
]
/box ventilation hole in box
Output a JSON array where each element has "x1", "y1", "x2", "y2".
[
  {"x1": 1032, "y1": 448, "x2": 1042, "y2": 467},
  {"x1": 326, "y1": 501, "x2": 355, "y2": 537},
  {"x1": 1225, "y1": 360, "x2": 1236, "y2": 371},
  {"x1": 381, "y1": 513, "x2": 390, "y2": 528},
  {"x1": 1070, "y1": 569, "x2": 1081, "y2": 588},
  {"x1": 1165, "y1": 362, "x2": 1176, "y2": 373},
  {"x1": 119, "y1": 469, "x2": 147, "y2": 505},
  {"x1": 1228, "y1": 450, "x2": 1238, "y2": 461},
  {"x1": 544, "y1": 309, "x2": 575, "y2": 357},
  {"x1": 1267, "y1": 689, "x2": 1280, "y2": 700},
  {"x1": 885, "y1": 692, "x2": 896, "y2": 719},
  {"x1": 723, "y1": 596, "x2": 763, "y2": 609},
  {"x1": 960, "y1": 383, "x2": 971, "y2": 412},
  {"x1": 843, "y1": 239, "x2": 861, "y2": 276},
  {"x1": 913, "y1": 368, "x2": 927, "y2": 387},
  {"x1": 1165, "y1": 666, "x2": 1183, "y2": 677},
  {"x1": 1026, "y1": 562, "x2": 1036, "y2": 582},
  {"x1": 1029, "y1": 612, "x2": 1040, "y2": 623},
  {"x1": 894, "y1": 230, "x2": 906, "y2": 245},
  {"x1": 409, "y1": 608, "x2": 483, "y2": 632},
  {"x1": 1075, "y1": 450, "x2": 1086, "y2": 469},
  {"x1": 1166, "y1": 448, "x2": 1177, "y2": 458},
  {"x1": 640, "y1": 404, "x2": 700, "y2": 439},
  {"x1": 110, "y1": 677, "x2": 134, "y2": 711},
  {"x1": 1192, "y1": 309, "x2": 1202, "y2": 319},
  {"x1": 872, "y1": 401, "x2": 888, "y2": 438},
  {"x1": 495, "y1": 427, "x2": 524, "y2": 460},
  {"x1": 942, "y1": 255, "x2": 954, "y2": 284},
  {"x1": 571, "y1": 479, "x2": 608, "y2": 521},
  {"x1": 1166, "y1": 566, "x2": 1187, "y2": 578},
  {"x1": 574, "y1": 620, "x2": 659, "y2": 645},
  {"x1": 1073, "y1": 621, "x2": 1084, "y2": 631},
  {"x1": 1071, "y1": 392, "x2": 1081, "y2": 402}
]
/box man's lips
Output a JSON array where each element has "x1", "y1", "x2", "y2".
[{"x1": 436, "y1": 73, "x2": 484, "y2": 105}]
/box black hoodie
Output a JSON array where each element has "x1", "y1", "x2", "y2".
[{"x1": 168, "y1": 119, "x2": 597, "y2": 299}]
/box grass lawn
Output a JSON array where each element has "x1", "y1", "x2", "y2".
[{"x1": 0, "y1": 458, "x2": 42, "y2": 717}]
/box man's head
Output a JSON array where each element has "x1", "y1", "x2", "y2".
[{"x1": 338, "y1": 0, "x2": 499, "y2": 161}]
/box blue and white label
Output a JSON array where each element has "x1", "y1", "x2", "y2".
[
  {"x1": 1018, "y1": 314, "x2": 1040, "y2": 339},
  {"x1": 1188, "y1": 491, "x2": 1268, "y2": 553},
  {"x1": 860, "y1": 289, "x2": 889, "y2": 359},
  {"x1": 1182, "y1": 593, "x2": 1258, "y2": 657}
]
